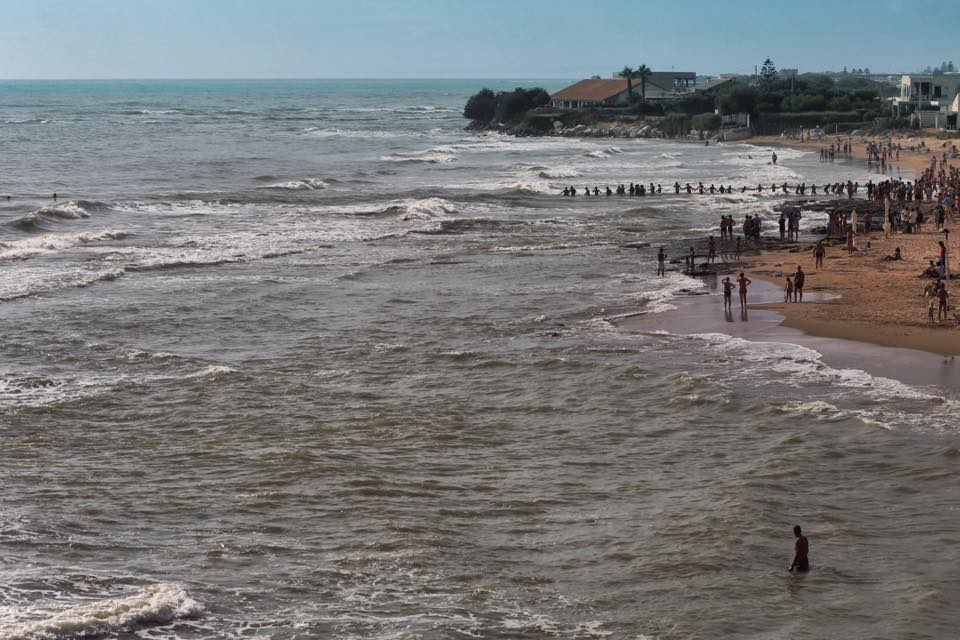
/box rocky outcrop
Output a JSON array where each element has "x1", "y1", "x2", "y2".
[
  {"x1": 536, "y1": 120, "x2": 664, "y2": 139},
  {"x1": 468, "y1": 116, "x2": 664, "y2": 139}
]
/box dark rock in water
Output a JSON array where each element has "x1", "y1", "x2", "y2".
[{"x1": 776, "y1": 197, "x2": 884, "y2": 216}]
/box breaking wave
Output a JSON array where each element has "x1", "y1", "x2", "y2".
[
  {"x1": 260, "y1": 178, "x2": 328, "y2": 191},
  {"x1": 0, "y1": 230, "x2": 129, "y2": 260},
  {"x1": 381, "y1": 146, "x2": 457, "y2": 164},
  {"x1": 0, "y1": 583, "x2": 202, "y2": 640},
  {"x1": 12, "y1": 201, "x2": 111, "y2": 230}
]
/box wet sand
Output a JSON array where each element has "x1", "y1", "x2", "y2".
[{"x1": 614, "y1": 278, "x2": 960, "y2": 389}]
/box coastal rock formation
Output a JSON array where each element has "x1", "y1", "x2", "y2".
[{"x1": 468, "y1": 117, "x2": 664, "y2": 139}]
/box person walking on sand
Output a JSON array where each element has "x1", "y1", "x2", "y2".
[
  {"x1": 737, "y1": 272, "x2": 751, "y2": 309},
  {"x1": 657, "y1": 246, "x2": 666, "y2": 276},
  {"x1": 938, "y1": 284, "x2": 950, "y2": 322},
  {"x1": 734, "y1": 236, "x2": 742, "y2": 261},
  {"x1": 789, "y1": 525, "x2": 810, "y2": 573},
  {"x1": 722, "y1": 277, "x2": 734, "y2": 311},
  {"x1": 814, "y1": 240, "x2": 825, "y2": 269},
  {"x1": 794, "y1": 266, "x2": 805, "y2": 302},
  {"x1": 707, "y1": 236, "x2": 716, "y2": 264}
]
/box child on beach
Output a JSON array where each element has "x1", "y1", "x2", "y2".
[
  {"x1": 785, "y1": 277, "x2": 794, "y2": 302},
  {"x1": 734, "y1": 237, "x2": 742, "y2": 261}
]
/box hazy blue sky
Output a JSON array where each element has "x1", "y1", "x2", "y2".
[{"x1": 0, "y1": 0, "x2": 957, "y2": 79}]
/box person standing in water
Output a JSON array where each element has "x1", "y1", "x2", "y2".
[
  {"x1": 793, "y1": 266, "x2": 805, "y2": 302},
  {"x1": 788, "y1": 525, "x2": 810, "y2": 572},
  {"x1": 722, "y1": 277, "x2": 734, "y2": 311},
  {"x1": 656, "y1": 246, "x2": 666, "y2": 276},
  {"x1": 737, "y1": 272, "x2": 751, "y2": 309}
]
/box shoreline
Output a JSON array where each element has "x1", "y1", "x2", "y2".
[
  {"x1": 613, "y1": 278, "x2": 960, "y2": 390},
  {"x1": 732, "y1": 134, "x2": 960, "y2": 356},
  {"x1": 613, "y1": 130, "x2": 960, "y2": 369}
]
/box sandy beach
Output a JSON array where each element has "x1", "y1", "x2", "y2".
[
  {"x1": 626, "y1": 129, "x2": 960, "y2": 364},
  {"x1": 728, "y1": 132, "x2": 960, "y2": 356}
]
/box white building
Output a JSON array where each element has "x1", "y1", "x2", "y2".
[{"x1": 894, "y1": 73, "x2": 960, "y2": 113}]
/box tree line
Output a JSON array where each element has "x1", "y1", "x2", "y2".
[{"x1": 463, "y1": 58, "x2": 898, "y2": 131}]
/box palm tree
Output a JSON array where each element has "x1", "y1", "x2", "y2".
[
  {"x1": 635, "y1": 64, "x2": 652, "y2": 101},
  {"x1": 621, "y1": 66, "x2": 635, "y2": 99}
]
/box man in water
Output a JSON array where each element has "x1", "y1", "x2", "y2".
[
  {"x1": 656, "y1": 247, "x2": 666, "y2": 276},
  {"x1": 789, "y1": 524, "x2": 809, "y2": 572}
]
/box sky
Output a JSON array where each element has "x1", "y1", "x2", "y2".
[{"x1": 0, "y1": 0, "x2": 957, "y2": 79}]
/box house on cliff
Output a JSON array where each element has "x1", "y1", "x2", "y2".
[
  {"x1": 550, "y1": 72, "x2": 698, "y2": 109},
  {"x1": 549, "y1": 79, "x2": 635, "y2": 109}
]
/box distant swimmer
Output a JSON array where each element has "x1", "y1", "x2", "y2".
[
  {"x1": 788, "y1": 524, "x2": 810, "y2": 572},
  {"x1": 53, "y1": 192, "x2": 58, "y2": 200}
]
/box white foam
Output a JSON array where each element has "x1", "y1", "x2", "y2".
[
  {"x1": 0, "y1": 230, "x2": 128, "y2": 260},
  {"x1": 670, "y1": 332, "x2": 959, "y2": 430},
  {"x1": 0, "y1": 583, "x2": 202, "y2": 640},
  {"x1": 302, "y1": 127, "x2": 420, "y2": 139},
  {"x1": 260, "y1": 178, "x2": 328, "y2": 191},
  {"x1": 381, "y1": 146, "x2": 457, "y2": 164}
]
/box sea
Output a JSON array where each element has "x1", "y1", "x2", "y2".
[{"x1": 0, "y1": 79, "x2": 958, "y2": 640}]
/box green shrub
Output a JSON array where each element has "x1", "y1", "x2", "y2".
[
  {"x1": 464, "y1": 87, "x2": 551, "y2": 124},
  {"x1": 691, "y1": 112, "x2": 721, "y2": 131}
]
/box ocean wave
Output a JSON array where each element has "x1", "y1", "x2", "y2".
[
  {"x1": 511, "y1": 163, "x2": 582, "y2": 179},
  {"x1": 302, "y1": 126, "x2": 420, "y2": 139},
  {"x1": 583, "y1": 146, "x2": 623, "y2": 159},
  {"x1": 0, "y1": 268, "x2": 126, "y2": 303},
  {"x1": 1, "y1": 118, "x2": 49, "y2": 125},
  {"x1": 0, "y1": 230, "x2": 129, "y2": 260},
  {"x1": 411, "y1": 217, "x2": 503, "y2": 235},
  {"x1": 0, "y1": 583, "x2": 202, "y2": 640},
  {"x1": 670, "y1": 332, "x2": 959, "y2": 430},
  {"x1": 12, "y1": 200, "x2": 111, "y2": 230},
  {"x1": 381, "y1": 146, "x2": 457, "y2": 164},
  {"x1": 122, "y1": 108, "x2": 181, "y2": 115},
  {"x1": 260, "y1": 178, "x2": 328, "y2": 190}
]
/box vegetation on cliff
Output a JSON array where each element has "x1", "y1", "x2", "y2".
[
  {"x1": 463, "y1": 87, "x2": 550, "y2": 126},
  {"x1": 463, "y1": 59, "x2": 900, "y2": 137}
]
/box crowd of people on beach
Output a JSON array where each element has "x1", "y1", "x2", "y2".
[
  {"x1": 561, "y1": 179, "x2": 865, "y2": 198},
  {"x1": 649, "y1": 133, "x2": 960, "y2": 327}
]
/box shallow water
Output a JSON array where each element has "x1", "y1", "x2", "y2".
[{"x1": 1, "y1": 80, "x2": 957, "y2": 639}]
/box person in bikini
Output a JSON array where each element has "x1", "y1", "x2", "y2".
[
  {"x1": 793, "y1": 266, "x2": 805, "y2": 302},
  {"x1": 722, "y1": 276, "x2": 734, "y2": 311},
  {"x1": 737, "y1": 272, "x2": 752, "y2": 309}
]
